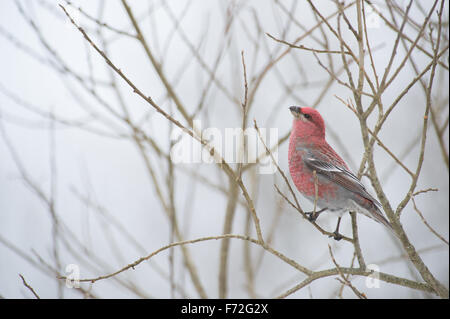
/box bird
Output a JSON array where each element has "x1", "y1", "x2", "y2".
[{"x1": 288, "y1": 106, "x2": 393, "y2": 240}]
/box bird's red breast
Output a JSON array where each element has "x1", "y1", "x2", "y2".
[
  {"x1": 288, "y1": 107, "x2": 347, "y2": 200},
  {"x1": 288, "y1": 133, "x2": 340, "y2": 199}
]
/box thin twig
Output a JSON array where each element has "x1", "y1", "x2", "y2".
[{"x1": 19, "y1": 274, "x2": 40, "y2": 299}]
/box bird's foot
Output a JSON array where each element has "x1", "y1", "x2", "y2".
[
  {"x1": 305, "y1": 208, "x2": 327, "y2": 222},
  {"x1": 329, "y1": 231, "x2": 343, "y2": 241},
  {"x1": 305, "y1": 212, "x2": 318, "y2": 222}
]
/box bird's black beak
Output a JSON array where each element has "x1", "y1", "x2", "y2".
[{"x1": 289, "y1": 106, "x2": 301, "y2": 118}]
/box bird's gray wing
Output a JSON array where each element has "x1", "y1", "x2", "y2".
[{"x1": 303, "y1": 156, "x2": 381, "y2": 208}]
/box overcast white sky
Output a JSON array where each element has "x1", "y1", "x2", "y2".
[{"x1": 0, "y1": 0, "x2": 448, "y2": 298}]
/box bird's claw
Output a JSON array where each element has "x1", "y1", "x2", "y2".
[
  {"x1": 305, "y1": 212, "x2": 318, "y2": 222},
  {"x1": 305, "y1": 208, "x2": 326, "y2": 223},
  {"x1": 329, "y1": 231, "x2": 343, "y2": 241}
]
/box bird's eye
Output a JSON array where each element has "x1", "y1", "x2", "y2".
[{"x1": 303, "y1": 113, "x2": 312, "y2": 120}]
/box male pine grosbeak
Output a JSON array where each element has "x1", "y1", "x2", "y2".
[{"x1": 288, "y1": 106, "x2": 393, "y2": 240}]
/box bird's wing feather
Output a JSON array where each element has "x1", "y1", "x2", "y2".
[{"x1": 303, "y1": 156, "x2": 381, "y2": 208}]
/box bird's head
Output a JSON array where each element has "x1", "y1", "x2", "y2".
[{"x1": 289, "y1": 106, "x2": 325, "y2": 139}]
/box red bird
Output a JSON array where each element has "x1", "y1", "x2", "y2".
[{"x1": 288, "y1": 106, "x2": 393, "y2": 240}]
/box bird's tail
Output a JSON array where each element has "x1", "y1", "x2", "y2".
[
  {"x1": 354, "y1": 197, "x2": 398, "y2": 236},
  {"x1": 370, "y1": 207, "x2": 392, "y2": 228},
  {"x1": 368, "y1": 206, "x2": 399, "y2": 237}
]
